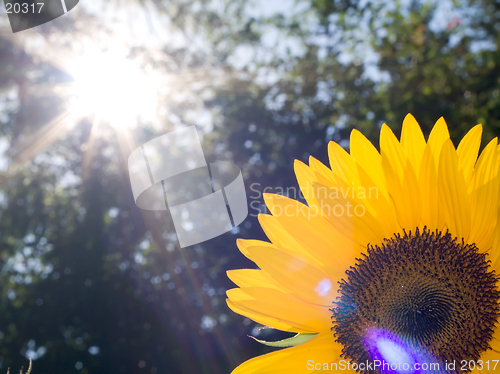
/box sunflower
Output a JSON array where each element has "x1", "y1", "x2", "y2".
[{"x1": 226, "y1": 114, "x2": 500, "y2": 374}]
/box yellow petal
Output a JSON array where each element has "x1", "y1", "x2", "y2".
[
  {"x1": 257, "y1": 215, "x2": 317, "y2": 260},
  {"x1": 309, "y1": 156, "x2": 341, "y2": 186},
  {"x1": 237, "y1": 239, "x2": 276, "y2": 260},
  {"x1": 489, "y1": 208, "x2": 500, "y2": 273},
  {"x1": 418, "y1": 143, "x2": 443, "y2": 231},
  {"x1": 312, "y1": 181, "x2": 386, "y2": 247},
  {"x1": 232, "y1": 331, "x2": 354, "y2": 374},
  {"x1": 400, "y1": 113, "x2": 426, "y2": 176},
  {"x1": 294, "y1": 160, "x2": 394, "y2": 248},
  {"x1": 327, "y1": 141, "x2": 398, "y2": 231},
  {"x1": 263, "y1": 193, "x2": 359, "y2": 268},
  {"x1": 294, "y1": 160, "x2": 319, "y2": 206},
  {"x1": 227, "y1": 287, "x2": 331, "y2": 333},
  {"x1": 245, "y1": 244, "x2": 340, "y2": 306},
  {"x1": 489, "y1": 325, "x2": 500, "y2": 353},
  {"x1": 312, "y1": 154, "x2": 397, "y2": 236},
  {"x1": 468, "y1": 138, "x2": 498, "y2": 250},
  {"x1": 227, "y1": 269, "x2": 286, "y2": 291},
  {"x1": 350, "y1": 129, "x2": 387, "y2": 193},
  {"x1": 354, "y1": 164, "x2": 400, "y2": 236},
  {"x1": 328, "y1": 141, "x2": 360, "y2": 185},
  {"x1": 226, "y1": 299, "x2": 300, "y2": 333},
  {"x1": 427, "y1": 117, "x2": 451, "y2": 169},
  {"x1": 401, "y1": 162, "x2": 422, "y2": 227},
  {"x1": 256, "y1": 214, "x2": 334, "y2": 262},
  {"x1": 457, "y1": 124, "x2": 483, "y2": 184},
  {"x1": 438, "y1": 139, "x2": 471, "y2": 241},
  {"x1": 418, "y1": 117, "x2": 451, "y2": 232},
  {"x1": 497, "y1": 144, "x2": 500, "y2": 169},
  {"x1": 380, "y1": 124, "x2": 406, "y2": 180},
  {"x1": 380, "y1": 124, "x2": 421, "y2": 229}
]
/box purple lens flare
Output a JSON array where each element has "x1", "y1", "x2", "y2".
[{"x1": 363, "y1": 328, "x2": 443, "y2": 374}]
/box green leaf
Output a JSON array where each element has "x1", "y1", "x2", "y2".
[{"x1": 249, "y1": 332, "x2": 317, "y2": 348}]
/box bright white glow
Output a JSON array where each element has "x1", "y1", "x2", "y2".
[
  {"x1": 69, "y1": 49, "x2": 158, "y2": 129},
  {"x1": 315, "y1": 278, "x2": 332, "y2": 297},
  {"x1": 376, "y1": 338, "x2": 414, "y2": 367}
]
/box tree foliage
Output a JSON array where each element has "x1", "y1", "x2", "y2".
[{"x1": 0, "y1": 0, "x2": 499, "y2": 373}]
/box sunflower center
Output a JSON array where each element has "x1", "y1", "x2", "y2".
[
  {"x1": 377, "y1": 274, "x2": 455, "y2": 341},
  {"x1": 332, "y1": 228, "x2": 500, "y2": 373}
]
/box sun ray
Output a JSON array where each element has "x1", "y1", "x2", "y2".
[{"x1": 0, "y1": 110, "x2": 72, "y2": 186}]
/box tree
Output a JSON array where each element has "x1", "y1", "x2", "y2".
[{"x1": 0, "y1": 0, "x2": 499, "y2": 373}]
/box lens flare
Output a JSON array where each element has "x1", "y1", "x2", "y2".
[{"x1": 363, "y1": 328, "x2": 441, "y2": 374}]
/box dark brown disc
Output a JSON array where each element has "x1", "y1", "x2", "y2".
[{"x1": 332, "y1": 228, "x2": 500, "y2": 373}]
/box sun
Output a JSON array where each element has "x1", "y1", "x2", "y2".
[{"x1": 68, "y1": 48, "x2": 159, "y2": 129}]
